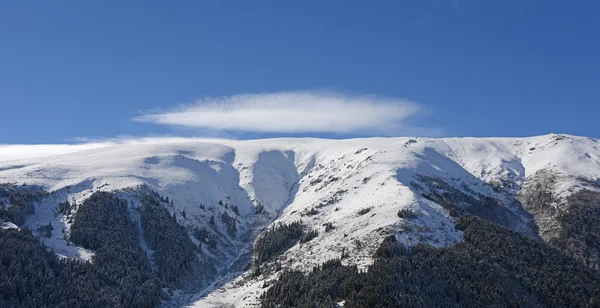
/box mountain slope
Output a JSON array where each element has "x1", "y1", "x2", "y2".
[{"x1": 0, "y1": 134, "x2": 599, "y2": 307}]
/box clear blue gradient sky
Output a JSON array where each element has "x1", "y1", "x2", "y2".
[{"x1": 1, "y1": 1, "x2": 599, "y2": 143}]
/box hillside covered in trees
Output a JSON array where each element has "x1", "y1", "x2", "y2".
[
  {"x1": 140, "y1": 194, "x2": 204, "y2": 286},
  {"x1": 0, "y1": 184, "x2": 47, "y2": 226},
  {"x1": 261, "y1": 215, "x2": 600, "y2": 308},
  {"x1": 0, "y1": 191, "x2": 212, "y2": 308}
]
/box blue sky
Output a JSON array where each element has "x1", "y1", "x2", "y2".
[{"x1": 1, "y1": 1, "x2": 598, "y2": 143}]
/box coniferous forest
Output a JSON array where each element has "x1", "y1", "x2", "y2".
[
  {"x1": 2, "y1": 188, "x2": 600, "y2": 307},
  {"x1": 0, "y1": 184, "x2": 47, "y2": 226},
  {"x1": 260, "y1": 215, "x2": 600, "y2": 308},
  {"x1": 140, "y1": 195, "x2": 201, "y2": 286},
  {"x1": 253, "y1": 221, "x2": 304, "y2": 267},
  {"x1": 0, "y1": 191, "x2": 207, "y2": 308}
]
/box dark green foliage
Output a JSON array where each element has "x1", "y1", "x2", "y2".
[
  {"x1": 0, "y1": 192, "x2": 161, "y2": 308},
  {"x1": 70, "y1": 192, "x2": 137, "y2": 251},
  {"x1": 220, "y1": 211, "x2": 237, "y2": 237},
  {"x1": 551, "y1": 189, "x2": 600, "y2": 269},
  {"x1": 323, "y1": 222, "x2": 335, "y2": 232},
  {"x1": 57, "y1": 200, "x2": 72, "y2": 215},
  {"x1": 300, "y1": 229, "x2": 318, "y2": 244},
  {"x1": 253, "y1": 221, "x2": 304, "y2": 266},
  {"x1": 140, "y1": 196, "x2": 198, "y2": 286},
  {"x1": 416, "y1": 175, "x2": 528, "y2": 229},
  {"x1": 193, "y1": 227, "x2": 207, "y2": 242},
  {"x1": 398, "y1": 208, "x2": 418, "y2": 219},
  {"x1": 350, "y1": 242, "x2": 541, "y2": 308},
  {"x1": 519, "y1": 173, "x2": 600, "y2": 270},
  {"x1": 0, "y1": 190, "x2": 211, "y2": 308},
  {"x1": 301, "y1": 207, "x2": 319, "y2": 216},
  {"x1": 0, "y1": 184, "x2": 46, "y2": 225},
  {"x1": 416, "y1": 175, "x2": 495, "y2": 211},
  {"x1": 69, "y1": 191, "x2": 161, "y2": 307},
  {"x1": 255, "y1": 203, "x2": 264, "y2": 214},
  {"x1": 231, "y1": 204, "x2": 240, "y2": 216},
  {"x1": 518, "y1": 171, "x2": 559, "y2": 215},
  {"x1": 193, "y1": 227, "x2": 217, "y2": 249},
  {"x1": 458, "y1": 215, "x2": 600, "y2": 307},
  {"x1": 373, "y1": 235, "x2": 409, "y2": 259},
  {"x1": 421, "y1": 191, "x2": 466, "y2": 218},
  {"x1": 261, "y1": 215, "x2": 600, "y2": 308},
  {"x1": 0, "y1": 228, "x2": 61, "y2": 308},
  {"x1": 262, "y1": 260, "x2": 359, "y2": 308},
  {"x1": 356, "y1": 207, "x2": 372, "y2": 216}
]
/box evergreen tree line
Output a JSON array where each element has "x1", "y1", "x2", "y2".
[
  {"x1": 140, "y1": 195, "x2": 200, "y2": 286},
  {"x1": 261, "y1": 215, "x2": 600, "y2": 308},
  {"x1": 0, "y1": 191, "x2": 162, "y2": 308},
  {"x1": 416, "y1": 174, "x2": 523, "y2": 227},
  {"x1": 220, "y1": 211, "x2": 237, "y2": 237},
  {"x1": 193, "y1": 227, "x2": 218, "y2": 249},
  {"x1": 57, "y1": 200, "x2": 73, "y2": 216},
  {"x1": 550, "y1": 189, "x2": 600, "y2": 270},
  {"x1": 253, "y1": 221, "x2": 304, "y2": 267},
  {"x1": 300, "y1": 229, "x2": 318, "y2": 244},
  {"x1": 68, "y1": 192, "x2": 162, "y2": 307},
  {"x1": 518, "y1": 177, "x2": 600, "y2": 270},
  {"x1": 0, "y1": 191, "x2": 208, "y2": 307},
  {"x1": 0, "y1": 228, "x2": 62, "y2": 308},
  {"x1": 0, "y1": 184, "x2": 47, "y2": 225},
  {"x1": 418, "y1": 175, "x2": 600, "y2": 271}
]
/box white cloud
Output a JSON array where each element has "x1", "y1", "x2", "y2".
[
  {"x1": 0, "y1": 137, "x2": 232, "y2": 163},
  {"x1": 134, "y1": 91, "x2": 432, "y2": 135},
  {"x1": 0, "y1": 144, "x2": 109, "y2": 163}
]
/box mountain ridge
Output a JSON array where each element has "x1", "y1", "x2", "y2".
[{"x1": 1, "y1": 133, "x2": 599, "y2": 307}]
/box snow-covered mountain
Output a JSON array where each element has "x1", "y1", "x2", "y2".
[{"x1": 1, "y1": 134, "x2": 599, "y2": 307}]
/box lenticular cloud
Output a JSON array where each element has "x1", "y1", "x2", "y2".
[{"x1": 134, "y1": 91, "x2": 423, "y2": 135}]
